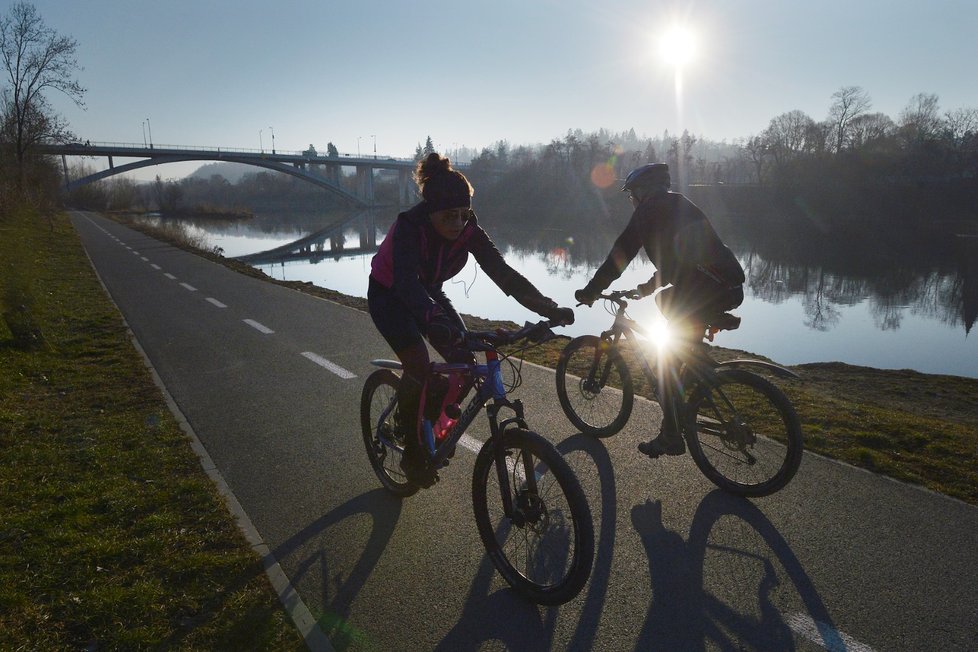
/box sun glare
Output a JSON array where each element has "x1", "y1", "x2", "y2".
[
  {"x1": 649, "y1": 319, "x2": 673, "y2": 353},
  {"x1": 658, "y1": 25, "x2": 697, "y2": 68}
]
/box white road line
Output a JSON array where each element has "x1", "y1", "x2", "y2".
[
  {"x1": 206, "y1": 297, "x2": 227, "y2": 308},
  {"x1": 180, "y1": 282, "x2": 197, "y2": 292},
  {"x1": 150, "y1": 264, "x2": 161, "y2": 270},
  {"x1": 787, "y1": 613, "x2": 876, "y2": 652},
  {"x1": 299, "y1": 352, "x2": 356, "y2": 379},
  {"x1": 459, "y1": 433, "x2": 483, "y2": 455},
  {"x1": 131, "y1": 250, "x2": 140, "y2": 256},
  {"x1": 164, "y1": 273, "x2": 177, "y2": 280},
  {"x1": 140, "y1": 256, "x2": 149, "y2": 261},
  {"x1": 244, "y1": 319, "x2": 274, "y2": 334}
]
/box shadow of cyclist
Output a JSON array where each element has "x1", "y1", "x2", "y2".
[
  {"x1": 632, "y1": 490, "x2": 838, "y2": 651},
  {"x1": 268, "y1": 488, "x2": 402, "y2": 649},
  {"x1": 436, "y1": 432, "x2": 617, "y2": 651}
]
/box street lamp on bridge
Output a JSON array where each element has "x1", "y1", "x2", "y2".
[
  {"x1": 142, "y1": 121, "x2": 147, "y2": 147},
  {"x1": 357, "y1": 136, "x2": 362, "y2": 158},
  {"x1": 146, "y1": 117, "x2": 153, "y2": 149},
  {"x1": 269, "y1": 126, "x2": 275, "y2": 154},
  {"x1": 259, "y1": 129, "x2": 264, "y2": 153},
  {"x1": 371, "y1": 134, "x2": 376, "y2": 158}
]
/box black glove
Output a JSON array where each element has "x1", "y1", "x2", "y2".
[
  {"x1": 427, "y1": 314, "x2": 462, "y2": 348},
  {"x1": 575, "y1": 288, "x2": 599, "y2": 306},
  {"x1": 545, "y1": 306, "x2": 575, "y2": 326},
  {"x1": 637, "y1": 273, "x2": 661, "y2": 297}
]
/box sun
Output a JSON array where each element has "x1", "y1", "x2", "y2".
[{"x1": 658, "y1": 24, "x2": 697, "y2": 68}]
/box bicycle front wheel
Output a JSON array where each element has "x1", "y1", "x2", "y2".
[
  {"x1": 360, "y1": 369, "x2": 419, "y2": 497},
  {"x1": 555, "y1": 335, "x2": 633, "y2": 437},
  {"x1": 471, "y1": 428, "x2": 594, "y2": 605},
  {"x1": 685, "y1": 368, "x2": 803, "y2": 497}
]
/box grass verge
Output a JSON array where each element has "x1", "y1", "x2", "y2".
[{"x1": 0, "y1": 207, "x2": 304, "y2": 650}]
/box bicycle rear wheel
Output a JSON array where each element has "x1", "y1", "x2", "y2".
[
  {"x1": 360, "y1": 369, "x2": 418, "y2": 497},
  {"x1": 555, "y1": 335, "x2": 633, "y2": 437},
  {"x1": 471, "y1": 428, "x2": 594, "y2": 605},
  {"x1": 685, "y1": 368, "x2": 803, "y2": 497}
]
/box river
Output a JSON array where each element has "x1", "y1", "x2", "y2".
[{"x1": 145, "y1": 209, "x2": 978, "y2": 379}]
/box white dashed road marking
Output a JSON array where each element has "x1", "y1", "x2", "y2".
[
  {"x1": 180, "y1": 282, "x2": 197, "y2": 292},
  {"x1": 244, "y1": 319, "x2": 274, "y2": 334},
  {"x1": 206, "y1": 298, "x2": 227, "y2": 308},
  {"x1": 787, "y1": 613, "x2": 876, "y2": 652},
  {"x1": 164, "y1": 273, "x2": 177, "y2": 280},
  {"x1": 300, "y1": 352, "x2": 356, "y2": 379},
  {"x1": 150, "y1": 264, "x2": 161, "y2": 270}
]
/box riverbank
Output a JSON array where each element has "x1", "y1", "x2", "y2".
[
  {"x1": 0, "y1": 207, "x2": 304, "y2": 649},
  {"x1": 112, "y1": 213, "x2": 978, "y2": 506}
]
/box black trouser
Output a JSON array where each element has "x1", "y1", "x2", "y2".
[
  {"x1": 368, "y1": 278, "x2": 474, "y2": 448},
  {"x1": 654, "y1": 280, "x2": 744, "y2": 435}
]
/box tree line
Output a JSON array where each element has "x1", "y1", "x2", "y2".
[{"x1": 3, "y1": 1, "x2": 976, "y2": 246}]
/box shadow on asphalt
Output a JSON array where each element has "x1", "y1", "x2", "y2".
[
  {"x1": 269, "y1": 488, "x2": 402, "y2": 649},
  {"x1": 435, "y1": 432, "x2": 617, "y2": 651},
  {"x1": 632, "y1": 489, "x2": 837, "y2": 650}
]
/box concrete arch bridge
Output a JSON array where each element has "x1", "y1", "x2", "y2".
[{"x1": 41, "y1": 141, "x2": 428, "y2": 208}]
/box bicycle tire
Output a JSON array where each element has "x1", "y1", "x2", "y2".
[
  {"x1": 555, "y1": 335, "x2": 633, "y2": 437},
  {"x1": 360, "y1": 369, "x2": 419, "y2": 497},
  {"x1": 471, "y1": 428, "x2": 595, "y2": 605},
  {"x1": 684, "y1": 368, "x2": 803, "y2": 497}
]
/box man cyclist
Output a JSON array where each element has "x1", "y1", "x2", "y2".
[{"x1": 574, "y1": 163, "x2": 745, "y2": 458}]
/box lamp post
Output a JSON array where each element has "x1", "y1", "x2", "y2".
[
  {"x1": 269, "y1": 126, "x2": 275, "y2": 154},
  {"x1": 259, "y1": 129, "x2": 264, "y2": 153},
  {"x1": 146, "y1": 117, "x2": 153, "y2": 149},
  {"x1": 371, "y1": 134, "x2": 376, "y2": 158},
  {"x1": 357, "y1": 136, "x2": 362, "y2": 158},
  {"x1": 142, "y1": 121, "x2": 147, "y2": 147}
]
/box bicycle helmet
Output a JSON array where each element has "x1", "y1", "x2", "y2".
[{"x1": 621, "y1": 163, "x2": 671, "y2": 194}]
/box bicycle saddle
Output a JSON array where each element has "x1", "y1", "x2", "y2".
[{"x1": 707, "y1": 312, "x2": 742, "y2": 331}]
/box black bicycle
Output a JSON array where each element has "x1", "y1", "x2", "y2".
[
  {"x1": 361, "y1": 319, "x2": 594, "y2": 605},
  {"x1": 555, "y1": 289, "x2": 803, "y2": 497}
]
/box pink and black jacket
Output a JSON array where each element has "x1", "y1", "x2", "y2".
[{"x1": 370, "y1": 202, "x2": 549, "y2": 326}]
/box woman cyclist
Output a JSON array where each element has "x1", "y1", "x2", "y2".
[{"x1": 369, "y1": 153, "x2": 574, "y2": 486}]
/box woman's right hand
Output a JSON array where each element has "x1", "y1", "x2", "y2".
[{"x1": 427, "y1": 314, "x2": 463, "y2": 347}]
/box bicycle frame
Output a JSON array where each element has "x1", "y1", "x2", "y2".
[
  {"x1": 589, "y1": 295, "x2": 800, "y2": 433},
  {"x1": 369, "y1": 348, "x2": 535, "y2": 518}
]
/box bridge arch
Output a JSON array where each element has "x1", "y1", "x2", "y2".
[{"x1": 61, "y1": 154, "x2": 369, "y2": 207}]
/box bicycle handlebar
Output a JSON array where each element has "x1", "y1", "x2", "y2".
[
  {"x1": 465, "y1": 318, "x2": 565, "y2": 351},
  {"x1": 576, "y1": 288, "x2": 643, "y2": 307}
]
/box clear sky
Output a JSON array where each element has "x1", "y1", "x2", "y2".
[{"x1": 32, "y1": 0, "x2": 978, "y2": 179}]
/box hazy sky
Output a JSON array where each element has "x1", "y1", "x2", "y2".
[{"x1": 32, "y1": 0, "x2": 978, "y2": 179}]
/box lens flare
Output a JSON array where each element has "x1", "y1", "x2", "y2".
[{"x1": 649, "y1": 319, "x2": 673, "y2": 353}]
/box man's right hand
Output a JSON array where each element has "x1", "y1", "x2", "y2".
[{"x1": 575, "y1": 288, "x2": 599, "y2": 306}]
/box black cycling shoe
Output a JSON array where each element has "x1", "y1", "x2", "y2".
[
  {"x1": 399, "y1": 446, "x2": 439, "y2": 488},
  {"x1": 638, "y1": 431, "x2": 686, "y2": 458}
]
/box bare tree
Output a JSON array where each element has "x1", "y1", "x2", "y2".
[
  {"x1": 742, "y1": 135, "x2": 767, "y2": 183},
  {"x1": 762, "y1": 110, "x2": 816, "y2": 166},
  {"x1": 827, "y1": 86, "x2": 872, "y2": 152},
  {"x1": 943, "y1": 107, "x2": 978, "y2": 146},
  {"x1": 899, "y1": 92, "x2": 942, "y2": 145},
  {"x1": 0, "y1": 2, "x2": 85, "y2": 184},
  {"x1": 847, "y1": 112, "x2": 896, "y2": 149}
]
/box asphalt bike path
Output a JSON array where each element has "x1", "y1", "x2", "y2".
[{"x1": 71, "y1": 211, "x2": 977, "y2": 651}]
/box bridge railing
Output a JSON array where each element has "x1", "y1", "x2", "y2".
[{"x1": 57, "y1": 140, "x2": 421, "y2": 163}]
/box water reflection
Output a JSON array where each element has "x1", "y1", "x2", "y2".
[{"x1": 173, "y1": 208, "x2": 976, "y2": 378}]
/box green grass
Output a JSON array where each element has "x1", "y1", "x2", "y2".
[{"x1": 0, "y1": 206, "x2": 304, "y2": 650}]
